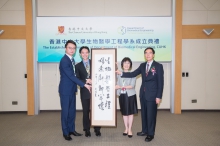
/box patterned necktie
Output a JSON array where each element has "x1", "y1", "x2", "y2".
[
  {"x1": 85, "y1": 62, "x2": 90, "y2": 78},
  {"x1": 71, "y1": 58, "x2": 75, "y2": 73},
  {"x1": 146, "y1": 63, "x2": 149, "y2": 76}
]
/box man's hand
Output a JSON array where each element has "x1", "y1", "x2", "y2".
[
  {"x1": 84, "y1": 84, "x2": 92, "y2": 92},
  {"x1": 115, "y1": 85, "x2": 121, "y2": 89},
  {"x1": 86, "y1": 79, "x2": 92, "y2": 85},
  {"x1": 156, "y1": 98, "x2": 161, "y2": 104},
  {"x1": 115, "y1": 70, "x2": 122, "y2": 75}
]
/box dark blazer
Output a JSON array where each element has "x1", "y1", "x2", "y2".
[
  {"x1": 122, "y1": 61, "x2": 164, "y2": 101},
  {"x1": 75, "y1": 60, "x2": 91, "y2": 99},
  {"x1": 58, "y1": 54, "x2": 85, "y2": 95}
]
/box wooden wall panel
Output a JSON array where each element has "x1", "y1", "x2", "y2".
[
  {"x1": 174, "y1": 0, "x2": 182, "y2": 114},
  {"x1": 182, "y1": 25, "x2": 220, "y2": 39},
  {"x1": 0, "y1": 25, "x2": 25, "y2": 39},
  {"x1": 25, "y1": 0, "x2": 35, "y2": 115}
]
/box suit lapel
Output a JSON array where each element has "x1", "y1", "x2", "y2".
[
  {"x1": 80, "y1": 61, "x2": 87, "y2": 73},
  {"x1": 146, "y1": 61, "x2": 156, "y2": 79}
]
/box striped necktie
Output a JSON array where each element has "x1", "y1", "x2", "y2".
[
  {"x1": 146, "y1": 63, "x2": 149, "y2": 76},
  {"x1": 71, "y1": 58, "x2": 75, "y2": 73},
  {"x1": 85, "y1": 62, "x2": 90, "y2": 78}
]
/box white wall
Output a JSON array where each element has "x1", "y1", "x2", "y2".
[
  {"x1": 182, "y1": 0, "x2": 220, "y2": 109},
  {"x1": 0, "y1": 0, "x2": 27, "y2": 111},
  {"x1": 36, "y1": 0, "x2": 172, "y2": 110},
  {"x1": 0, "y1": 40, "x2": 27, "y2": 111}
]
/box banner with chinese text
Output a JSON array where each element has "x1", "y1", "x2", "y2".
[{"x1": 37, "y1": 17, "x2": 172, "y2": 62}]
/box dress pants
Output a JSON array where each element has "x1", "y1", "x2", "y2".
[
  {"x1": 140, "y1": 96, "x2": 158, "y2": 136},
  {"x1": 60, "y1": 94, "x2": 76, "y2": 135},
  {"x1": 81, "y1": 98, "x2": 101, "y2": 131}
]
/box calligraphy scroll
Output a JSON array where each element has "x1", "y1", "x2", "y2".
[{"x1": 91, "y1": 48, "x2": 117, "y2": 127}]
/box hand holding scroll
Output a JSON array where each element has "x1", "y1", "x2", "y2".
[
  {"x1": 86, "y1": 79, "x2": 92, "y2": 85},
  {"x1": 84, "y1": 84, "x2": 92, "y2": 92},
  {"x1": 115, "y1": 85, "x2": 121, "y2": 89},
  {"x1": 115, "y1": 70, "x2": 122, "y2": 75}
]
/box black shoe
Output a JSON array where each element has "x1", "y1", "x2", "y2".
[
  {"x1": 95, "y1": 130, "x2": 101, "y2": 137},
  {"x1": 145, "y1": 135, "x2": 154, "y2": 142},
  {"x1": 123, "y1": 133, "x2": 128, "y2": 136},
  {"x1": 69, "y1": 131, "x2": 83, "y2": 136},
  {"x1": 63, "y1": 135, "x2": 72, "y2": 141},
  {"x1": 137, "y1": 132, "x2": 147, "y2": 136},
  {"x1": 85, "y1": 130, "x2": 91, "y2": 137},
  {"x1": 128, "y1": 135, "x2": 133, "y2": 138}
]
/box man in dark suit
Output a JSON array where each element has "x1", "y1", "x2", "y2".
[
  {"x1": 75, "y1": 46, "x2": 101, "y2": 137},
  {"x1": 116, "y1": 47, "x2": 164, "y2": 142},
  {"x1": 59, "y1": 40, "x2": 91, "y2": 141}
]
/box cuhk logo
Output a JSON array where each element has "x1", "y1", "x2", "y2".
[{"x1": 58, "y1": 26, "x2": 64, "y2": 34}]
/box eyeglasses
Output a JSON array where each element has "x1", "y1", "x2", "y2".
[
  {"x1": 144, "y1": 52, "x2": 153, "y2": 54},
  {"x1": 67, "y1": 47, "x2": 76, "y2": 50}
]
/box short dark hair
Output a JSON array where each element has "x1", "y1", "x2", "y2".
[
  {"x1": 65, "y1": 40, "x2": 77, "y2": 48},
  {"x1": 144, "y1": 47, "x2": 155, "y2": 54},
  {"x1": 79, "y1": 46, "x2": 90, "y2": 53},
  {"x1": 121, "y1": 57, "x2": 132, "y2": 69}
]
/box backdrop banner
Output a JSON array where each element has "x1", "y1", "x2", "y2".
[{"x1": 37, "y1": 17, "x2": 172, "y2": 62}]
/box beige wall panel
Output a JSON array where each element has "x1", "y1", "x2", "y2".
[
  {"x1": 208, "y1": 11, "x2": 220, "y2": 24},
  {"x1": 81, "y1": 0, "x2": 104, "y2": 16},
  {"x1": 0, "y1": 40, "x2": 27, "y2": 111},
  {"x1": 0, "y1": 11, "x2": 25, "y2": 25},
  {"x1": 205, "y1": 39, "x2": 220, "y2": 109},
  {"x1": 210, "y1": 0, "x2": 220, "y2": 10},
  {"x1": 183, "y1": 11, "x2": 208, "y2": 24},
  {"x1": 0, "y1": 0, "x2": 8, "y2": 8},
  {"x1": 198, "y1": 0, "x2": 218, "y2": 10},
  {"x1": 37, "y1": 0, "x2": 171, "y2": 17},
  {"x1": 0, "y1": 0, "x2": 24, "y2": 11},
  {"x1": 37, "y1": 0, "x2": 82, "y2": 16},
  {"x1": 182, "y1": 39, "x2": 206, "y2": 109},
  {"x1": 39, "y1": 63, "x2": 60, "y2": 110},
  {"x1": 158, "y1": 63, "x2": 171, "y2": 109},
  {"x1": 183, "y1": 0, "x2": 206, "y2": 10},
  {"x1": 105, "y1": 0, "x2": 171, "y2": 16}
]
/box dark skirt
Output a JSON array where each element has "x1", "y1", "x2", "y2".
[{"x1": 119, "y1": 93, "x2": 138, "y2": 116}]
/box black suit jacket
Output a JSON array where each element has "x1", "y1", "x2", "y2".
[
  {"x1": 75, "y1": 60, "x2": 91, "y2": 99},
  {"x1": 122, "y1": 61, "x2": 164, "y2": 101}
]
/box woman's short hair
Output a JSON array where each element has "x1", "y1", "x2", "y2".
[{"x1": 121, "y1": 57, "x2": 132, "y2": 69}]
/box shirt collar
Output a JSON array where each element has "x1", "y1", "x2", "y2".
[
  {"x1": 83, "y1": 59, "x2": 90, "y2": 65},
  {"x1": 66, "y1": 53, "x2": 72, "y2": 60},
  {"x1": 147, "y1": 60, "x2": 153, "y2": 66}
]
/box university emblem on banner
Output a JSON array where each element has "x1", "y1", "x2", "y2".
[{"x1": 58, "y1": 26, "x2": 64, "y2": 34}]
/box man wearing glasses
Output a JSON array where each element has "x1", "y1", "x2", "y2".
[
  {"x1": 59, "y1": 40, "x2": 91, "y2": 141},
  {"x1": 116, "y1": 47, "x2": 164, "y2": 142}
]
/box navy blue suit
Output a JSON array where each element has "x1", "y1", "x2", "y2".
[
  {"x1": 122, "y1": 61, "x2": 164, "y2": 136},
  {"x1": 58, "y1": 54, "x2": 85, "y2": 135}
]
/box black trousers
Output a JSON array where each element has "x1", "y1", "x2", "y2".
[
  {"x1": 81, "y1": 98, "x2": 101, "y2": 131},
  {"x1": 140, "y1": 96, "x2": 158, "y2": 136}
]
